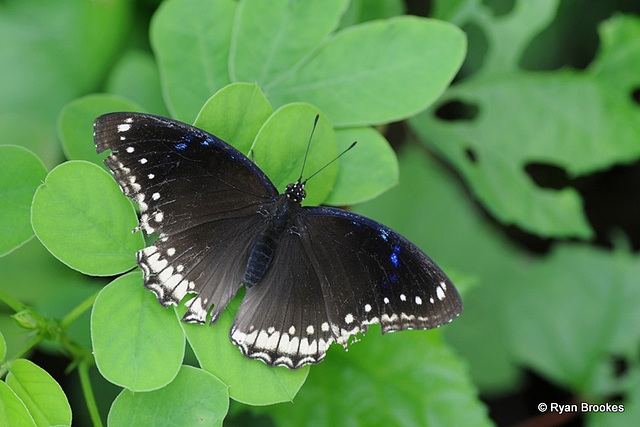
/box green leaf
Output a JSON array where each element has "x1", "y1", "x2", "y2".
[
  {"x1": 230, "y1": 0, "x2": 348, "y2": 85},
  {"x1": 268, "y1": 16, "x2": 466, "y2": 126},
  {"x1": 505, "y1": 244, "x2": 640, "y2": 394},
  {"x1": 194, "y1": 83, "x2": 273, "y2": 155},
  {"x1": 108, "y1": 366, "x2": 229, "y2": 427},
  {"x1": 253, "y1": 103, "x2": 337, "y2": 206},
  {"x1": 31, "y1": 161, "x2": 144, "y2": 275},
  {"x1": 151, "y1": 0, "x2": 237, "y2": 122},
  {"x1": 325, "y1": 126, "x2": 398, "y2": 205},
  {"x1": 0, "y1": 145, "x2": 47, "y2": 256},
  {"x1": 266, "y1": 327, "x2": 490, "y2": 426},
  {"x1": 91, "y1": 271, "x2": 185, "y2": 391},
  {"x1": 182, "y1": 295, "x2": 308, "y2": 405},
  {"x1": 58, "y1": 94, "x2": 144, "y2": 165},
  {"x1": 412, "y1": 9, "x2": 640, "y2": 238},
  {"x1": 0, "y1": 381, "x2": 35, "y2": 427},
  {"x1": 5, "y1": 359, "x2": 72, "y2": 427},
  {"x1": 104, "y1": 50, "x2": 170, "y2": 117}
]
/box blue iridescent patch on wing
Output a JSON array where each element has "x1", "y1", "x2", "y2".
[{"x1": 389, "y1": 245, "x2": 401, "y2": 268}]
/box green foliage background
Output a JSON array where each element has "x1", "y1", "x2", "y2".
[{"x1": 1, "y1": 0, "x2": 640, "y2": 426}]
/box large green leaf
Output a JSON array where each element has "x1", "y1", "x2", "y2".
[
  {"x1": 268, "y1": 16, "x2": 466, "y2": 126},
  {"x1": 91, "y1": 272, "x2": 185, "y2": 391},
  {"x1": 5, "y1": 359, "x2": 72, "y2": 426},
  {"x1": 108, "y1": 366, "x2": 229, "y2": 427},
  {"x1": 31, "y1": 161, "x2": 144, "y2": 275},
  {"x1": 413, "y1": 3, "x2": 640, "y2": 238}
]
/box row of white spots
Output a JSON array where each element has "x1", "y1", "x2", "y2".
[
  {"x1": 139, "y1": 245, "x2": 193, "y2": 309},
  {"x1": 230, "y1": 325, "x2": 334, "y2": 368},
  {"x1": 380, "y1": 312, "x2": 431, "y2": 325}
]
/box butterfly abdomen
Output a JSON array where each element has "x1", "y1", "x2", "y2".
[{"x1": 244, "y1": 193, "x2": 301, "y2": 287}]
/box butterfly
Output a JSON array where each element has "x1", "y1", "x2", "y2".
[{"x1": 94, "y1": 112, "x2": 462, "y2": 369}]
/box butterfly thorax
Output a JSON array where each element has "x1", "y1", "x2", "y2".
[{"x1": 243, "y1": 181, "x2": 306, "y2": 287}]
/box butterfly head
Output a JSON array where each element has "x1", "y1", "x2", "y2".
[{"x1": 285, "y1": 180, "x2": 307, "y2": 203}]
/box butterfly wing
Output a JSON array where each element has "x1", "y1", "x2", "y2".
[
  {"x1": 94, "y1": 112, "x2": 278, "y2": 323},
  {"x1": 230, "y1": 206, "x2": 462, "y2": 369}
]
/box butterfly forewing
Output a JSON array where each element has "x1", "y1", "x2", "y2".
[
  {"x1": 301, "y1": 208, "x2": 462, "y2": 331},
  {"x1": 94, "y1": 113, "x2": 278, "y2": 322}
]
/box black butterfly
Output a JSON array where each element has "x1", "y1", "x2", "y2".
[{"x1": 94, "y1": 112, "x2": 462, "y2": 369}]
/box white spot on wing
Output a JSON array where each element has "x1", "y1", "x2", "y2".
[
  {"x1": 364, "y1": 304, "x2": 372, "y2": 313},
  {"x1": 415, "y1": 296, "x2": 422, "y2": 305},
  {"x1": 436, "y1": 285, "x2": 446, "y2": 301},
  {"x1": 345, "y1": 313, "x2": 354, "y2": 324},
  {"x1": 117, "y1": 124, "x2": 131, "y2": 132}
]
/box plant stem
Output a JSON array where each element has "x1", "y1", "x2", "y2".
[
  {"x1": 0, "y1": 287, "x2": 28, "y2": 312},
  {"x1": 61, "y1": 290, "x2": 100, "y2": 329},
  {"x1": 79, "y1": 359, "x2": 103, "y2": 427}
]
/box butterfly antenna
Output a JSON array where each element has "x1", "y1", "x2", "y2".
[
  {"x1": 303, "y1": 141, "x2": 357, "y2": 184},
  {"x1": 298, "y1": 115, "x2": 320, "y2": 181}
]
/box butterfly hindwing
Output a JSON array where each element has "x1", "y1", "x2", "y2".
[
  {"x1": 230, "y1": 232, "x2": 333, "y2": 368},
  {"x1": 94, "y1": 113, "x2": 278, "y2": 323}
]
